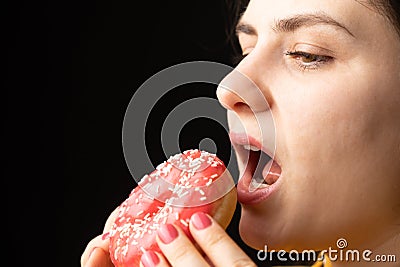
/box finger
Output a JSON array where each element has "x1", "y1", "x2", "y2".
[
  {"x1": 156, "y1": 223, "x2": 209, "y2": 267},
  {"x1": 189, "y1": 212, "x2": 256, "y2": 267},
  {"x1": 84, "y1": 247, "x2": 114, "y2": 267},
  {"x1": 81, "y1": 235, "x2": 111, "y2": 266},
  {"x1": 140, "y1": 251, "x2": 170, "y2": 267}
]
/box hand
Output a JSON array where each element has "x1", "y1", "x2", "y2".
[
  {"x1": 81, "y1": 207, "x2": 119, "y2": 267},
  {"x1": 80, "y1": 235, "x2": 114, "y2": 267},
  {"x1": 140, "y1": 212, "x2": 256, "y2": 267}
]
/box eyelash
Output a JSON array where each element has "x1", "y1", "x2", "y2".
[
  {"x1": 284, "y1": 50, "x2": 333, "y2": 71},
  {"x1": 233, "y1": 51, "x2": 333, "y2": 71}
]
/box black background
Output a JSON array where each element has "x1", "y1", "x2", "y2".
[{"x1": 6, "y1": 1, "x2": 311, "y2": 266}]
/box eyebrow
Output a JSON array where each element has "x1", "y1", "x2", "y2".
[{"x1": 236, "y1": 12, "x2": 355, "y2": 37}]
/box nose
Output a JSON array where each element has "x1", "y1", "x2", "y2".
[
  {"x1": 216, "y1": 82, "x2": 247, "y2": 111},
  {"x1": 217, "y1": 55, "x2": 276, "y2": 155},
  {"x1": 216, "y1": 61, "x2": 271, "y2": 113}
]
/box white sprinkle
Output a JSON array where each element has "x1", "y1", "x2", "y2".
[
  {"x1": 122, "y1": 245, "x2": 128, "y2": 257},
  {"x1": 175, "y1": 212, "x2": 179, "y2": 220},
  {"x1": 131, "y1": 240, "x2": 138, "y2": 245},
  {"x1": 173, "y1": 184, "x2": 183, "y2": 194},
  {"x1": 194, "y1": 178, "x2": 199, "y2": 184},
  {"x1": 210, "y1": 174, "x2": 218, "y2": 178},
  {"x1": 199, "y1": 189, "x2": 205, "y2": 195},
  {"x1": 178, "y1": 190, "x2": 189, "y2": 198},
  {"x1": 156, "y1": 185, "x2": 160, "y2": 193},
  {"x1": 143, "y1": 182, "x2": 152, "y2": 189},
  {"x1": 136, "y1": 210, "x2": 144, "y2": 216},
  {"x1": 114, "y1": 246, "x2": 120, "y2": 260},
  {"x1": 206, "y1": 179, "x2": 213, "y2": 186},
  {"x1": 133, "y1": 232, "x2": 140, "y2": 239},
  {"x1": 200, "y1": 196, "x2": 207, "y2": 201},
  {"x1": 179, "y1": 163, "x2": 186, "y2": 169},
  {"x1": 180, "y1": 219, "x2": 188, "y2": 226},
  {"x1": 140, "y1": 246, "x2": 146, "y2": 254}
]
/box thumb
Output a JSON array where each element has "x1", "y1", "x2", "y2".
[{"x1": 84, "y1": 247, "x2": 114, "y2": 267}]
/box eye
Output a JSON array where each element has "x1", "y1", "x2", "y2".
[{"x1": 285, "y1": 50, "x2": 333, "y2": 70}]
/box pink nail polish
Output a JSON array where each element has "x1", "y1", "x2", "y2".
[
  {"x1": 191, "y1": 212, "x2": 212, "y2": 230},
  {"x1": 101, "y1": 232, "x2": 109, "y2": 240},
  {"x1": 158, "y1": 224, "x2": 178, "y2": 244},
  {"x1": 141, "y1": 251, "x2": 160, "y2": 267}
]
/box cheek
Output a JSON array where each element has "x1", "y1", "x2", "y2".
[
  {"x1": 278, "y1": 77, "x2": 381, "y2": 178},
  {"x1": 275, "y1": 70, "x2": 400, "y2": 224},
  {"x1": 273, "y1": 78, "x2": 384, "y2": 222}
]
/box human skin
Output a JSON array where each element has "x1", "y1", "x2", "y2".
[
  {"x1": 229, "y1": 0, "x2": 400, "y2": 250},
  {"x1": 81, "y1": 1, "x2": 400, "y2": 266}
]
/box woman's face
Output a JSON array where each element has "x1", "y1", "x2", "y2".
[{"x1": 217, "y1": 0, "x2": 400, "y2": 251}]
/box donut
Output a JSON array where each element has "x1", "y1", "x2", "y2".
[{"x1": 107, "y1": 149, "x2": 237, "y2": 267}]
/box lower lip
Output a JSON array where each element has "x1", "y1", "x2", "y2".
[{"x1": 237, "y1": 160, "x2": 282, "y2": 205}]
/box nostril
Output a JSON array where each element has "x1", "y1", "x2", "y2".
[
  {"x1": 217, "y1": 88, "x2": 247, "y2": 111},
  {"x1": 234, "y1": 102, "x2": 251, "y2": 112}
]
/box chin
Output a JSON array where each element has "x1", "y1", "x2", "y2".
[
  {"x1": 239, "y1": 205, "x2": 329, "y2": 252},
  {"x1": 239, "y1": 206, "x2": 288, "y2": 251}
]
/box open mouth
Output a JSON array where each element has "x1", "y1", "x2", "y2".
[
  {"x1": 242, "y1": 145, "x2": 282, "y2": 192},
  {"x1": 239, "y1": 144, "x2": 282, "y2": 192},
  {"x1": 230, "y1": 132, "x2": 282, "y2": 204}
]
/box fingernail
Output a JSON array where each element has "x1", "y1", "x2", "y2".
[
  {"x1": 101, "y1": 232, "x2": 109, "y2": 240},
  {"x1": 141, "y1": 251, "x2": 160, "y2": 267},
  {"x1": 158, "y1": 224, "x2": 178, "y2": 244},
  {"x1": 191, "y1": 212, "x2": 212, "y2": 230}
]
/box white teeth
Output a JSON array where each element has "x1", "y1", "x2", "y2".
[
  {"x1": 243, "y1": 145, "x2": 260, "y2": 152},
  {"x1": 249, "y1": 177, "x2": 268, "y2": 192}
]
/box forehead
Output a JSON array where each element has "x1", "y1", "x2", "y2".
[
  {"x1": 241, "y1": 0, "x2": 397, "y2": 41},
  {"x1": 242, "y1": 0, "x2": 360, "y2": 26}
]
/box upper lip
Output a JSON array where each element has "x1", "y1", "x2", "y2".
[{"x1": 229, "y1": 132, "x2": 277, "y2": 162}]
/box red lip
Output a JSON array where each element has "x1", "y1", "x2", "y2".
[
  {"x1": 229, "y1": 132, "x2": 262, "y2": 147},
  {"x1": 229, "y1": 132, "x2": 282, "y2": 205},
  {"x1": 229, "y1": 132, "x2": 275, "y2": 160},
  {"x1": 236, "y1": 162, "x2": 282, "y2": 205}
]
